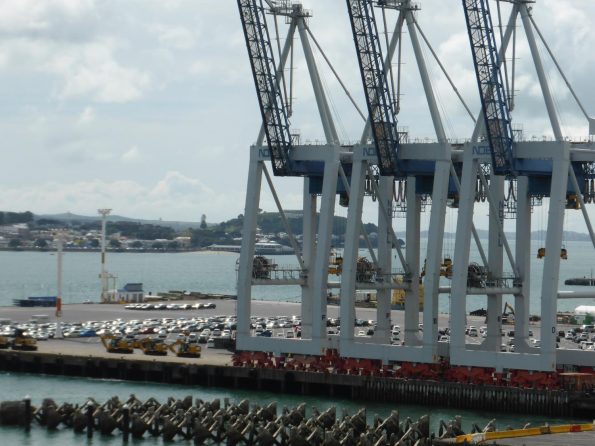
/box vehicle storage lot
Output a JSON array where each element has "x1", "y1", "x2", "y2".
[{"x1": 0, "y1": 300, "x2": 589, "y2": 356}]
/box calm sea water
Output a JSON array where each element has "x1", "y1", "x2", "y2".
[{"x1": 1, "y1": 239, "x2": 594, "y2": 313}]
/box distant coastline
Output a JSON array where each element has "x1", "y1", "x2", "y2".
[{"x1": 0, "y1": 247, "x2": 209, "y2": 254}]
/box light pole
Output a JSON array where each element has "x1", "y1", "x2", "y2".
[
  {"x1": 55, "y1": 231, "x2": 64, "y2": 339},
  {"x1": 98, "y1": 209, "x2": 112, "y2": 303}
]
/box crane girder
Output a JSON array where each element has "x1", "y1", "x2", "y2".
[
  {"x1": 347, "y1": 0, "x2": 401, "y2": 176},
  {"x1": 238, "y1": 0, "x2": 295, "y2": 176},
  {"x1": 463, "y1": 0, "x2": 515, "y2": 175}
]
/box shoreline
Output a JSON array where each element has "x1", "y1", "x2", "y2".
[{"x1": 0, "y1": 247, "x2": 209, "y2": 254}]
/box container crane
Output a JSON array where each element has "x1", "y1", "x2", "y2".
[
  {"x1": 462, "y1": 0, "x2": 514, "y2": 175},
  {"x1": 237, "y1": 0, "x2": 295, "y2": 176},
  {"x1": 236, "y1": 0, "x2": 349, "y2": 356},
  {"x1": 346, "y1": 0, "x2": 400, "y2": 175},
  {"x1": 452, "y1": 0, "x2": 595, "y2": 372}
]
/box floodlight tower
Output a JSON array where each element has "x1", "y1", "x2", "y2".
[
  {"x1": 98, "y1": 208, "x2": 112, "y2": 303},
  {"x1": 54, "y1": 231, "x2": 64, "y2": 339}
]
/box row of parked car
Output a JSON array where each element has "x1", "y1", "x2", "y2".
[
  {"x1": 0, "y1": 313, "x2": 235, "y2": 345},
  {"x1": 124, "y1": 302, "x2": 217, "y2": 311}
]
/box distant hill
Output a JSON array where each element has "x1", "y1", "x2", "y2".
[
  {"x1": 5, "y1": 210, "x2": 594, "y2": 242},
  {"x1": 36, "y1": 212, "x2": 205, "y2": 231}
]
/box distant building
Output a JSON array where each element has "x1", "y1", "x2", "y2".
[
  {"x1": 114, "y1": 283, "x2": 144, "y2": 303},
  {"x1": 174, "y1": 236, "x2": 192, "y2": 248}
]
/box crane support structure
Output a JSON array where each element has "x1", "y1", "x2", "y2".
[
  {"x1": 238, "y1": 0, "x2": 295, "y2": 176},
  {"x1": 462, "y1": 0, "x2": 515, "y2": 175},
  {"x1": 347, "y1": 0, "x2": 400, "y2": 175}
]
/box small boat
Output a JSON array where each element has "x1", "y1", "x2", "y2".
[
  {"x1": 565, "y1": 277, "x2": 595, "y2": 286},
  {"x1": 13, "y1": 296, "x2": 57, "y2": 307}
]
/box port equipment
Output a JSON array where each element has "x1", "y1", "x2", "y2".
[
  {"x1": 452, "y1": 0, "x2": 595, "y2": 371},
  {"x1": 11, "y1": 329, "x2": 37, "y2": 351},
  {"x1": 100, "y1": 335, "x2": 134, "y2": 354},
  {"x1": 139, "y1": 338, "x2": 168, "y2": 356},
  {"x1": 462, "y1": 0, "x2": 514, "y2": 176},
  {"x1": 502, "y1": 302, "x2": 515, "y2": 324},
  {"x1": 236, "y1": 0, "x2": 595, "y2": 373},
  {"x1": 236, "y1": 0, "x2": 356, "y2": 356},
  {"x1": 169, "y1": 340, "x2": 201, "y2": 358},
  {"x1": 0, "y1": 335, "x2": 10, "y2": 349},
  {"x1": 98, "y1": 209, "x2": 112, "y2": 303},
  {"x1": 339, "y1": 0, "x2": 484, "y2": 365}
]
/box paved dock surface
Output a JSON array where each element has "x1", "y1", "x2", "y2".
[
  {"x1": 0, "y1": 300, "x2": 584, "y2": 353},
  {"x1": 34, "y1": 337, "x2": 233, "y2": 365},
  {"x1": 489, "y1": 430, "x2": 595, "y2": 445}
]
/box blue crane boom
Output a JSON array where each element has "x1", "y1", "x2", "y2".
[
  {"x1": 462, "y1": 0, "x2": 515, "y2": 175},
  {"x1": 346, "y1": 0, "x2": 400, "y2": 176},
  {"x1": 237, "y1": 0, "x2": 294, "y2": 176}
]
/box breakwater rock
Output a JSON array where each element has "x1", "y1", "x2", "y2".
[{"x1": 0, "y1": 395, "x2": 494, "y2": 445}]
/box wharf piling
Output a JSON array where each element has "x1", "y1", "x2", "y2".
[{"x1": 0, "y1": 350, "x2": 594, "y2": 419}]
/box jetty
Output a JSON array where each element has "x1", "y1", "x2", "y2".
[{"x1": 1, "y1": 347, "x2": 594, "y2": 419}]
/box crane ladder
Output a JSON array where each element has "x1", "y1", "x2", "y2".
[
  {"x1": 347, "y1": 0, "x2": 400, "y2": 175},
  {"x1": 463, "y1": 0, "x2": 515, "y2": 175},
  {"x1": 238, "y1": 0, "x2": 294, "y2": 176}
]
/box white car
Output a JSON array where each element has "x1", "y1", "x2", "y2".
[{"x1": 64, "y1": 329, "x2": 81, "y2": 338}]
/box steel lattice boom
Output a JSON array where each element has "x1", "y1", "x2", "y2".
[
  {"x1": 347, "y1": 0, "x2": 400, "y2": 175},
  {"x1": 238, "y1": 0, "x2": 294, "y2": 176},
  {"x1": 463, "y1": 0, "x2": 515, "y2": 175}
]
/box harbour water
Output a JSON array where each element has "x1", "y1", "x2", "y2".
[
  {"x1": 1, "y1": 238, "x2": 594, "y2": 314},
  {"x1": 1, "y1": 240, "x2": 594, "y2": 444}
]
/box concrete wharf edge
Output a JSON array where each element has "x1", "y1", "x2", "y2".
[{"x1": 2, "y1": 350, "x2": 595, "y2": 419}]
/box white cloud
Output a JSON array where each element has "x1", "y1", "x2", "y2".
[
  {"x1": 121, "y1": 145, "x2": 140, "y2": 163},
  {"x1": 52, "y1": 40, "x2": 151, "y2": 102},
  {"x1": 0, "y1": 0, "x2": 594, "y2": 227},
  {"x1": 78, "y1": 107, "x2": 95, "y2": 125},
  {"x1": 0, "y1": 171, "x2": 239, "y2": 222},
  {"x1": 0, "y1": 1, "x2": 150, "y2": 103},
  {"x1": 151, "y1": 24, "x2": 196, "y2": 50},
  {"x1": 0, "y1": 0, "x2": 97, "y2": 39}
]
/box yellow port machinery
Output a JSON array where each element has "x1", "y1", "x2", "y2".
[
  {"x1": 169, "y1": 340, "x2": 201, "y2": 358},
  {"x1": 502, "y1": 302, "x2": 515, "y2": 325},
  {"x1": 100, "y1": 335, "x2": 134, "y2": 354},
  {"x1": 0, "y1": 335, "x2": 10, "y2": 349},
  {"x1": 11, "y1": 328, "x2": 37, "y2": 351},
  {"x1": 139, "y1": 338, "x2": 168, "y2": 356}
]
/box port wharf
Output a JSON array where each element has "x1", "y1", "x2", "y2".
[{"x1": 1, "y1": 302, "x2": 595, "y2": 420}]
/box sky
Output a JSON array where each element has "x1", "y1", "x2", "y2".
[{"x1": 0, "y1": 0, "x2": 594, "y2": 232}]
